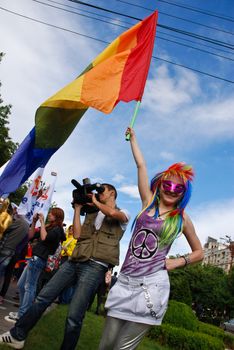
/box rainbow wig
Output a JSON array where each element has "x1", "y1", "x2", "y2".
[{"x1": 135, "y1": 162, "x2": 194, "y2": 247}]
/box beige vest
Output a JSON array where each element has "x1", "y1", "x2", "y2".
[{"x1": 71, "y1": 211, "x2": 124, "y2": 266}]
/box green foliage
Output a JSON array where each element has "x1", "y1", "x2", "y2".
[
  {"x1": 169, "y1": 263, "x2": 232, "y2": 324},
  {"x1": 8, "y1": 184, "x2": 28, "y2": 205},
  {"x1": 227, "y1": 267, "x2": 234, "y2": 318},
  {"x1": 223, "y1": 333, "x2": 234, "y2": 350},
  {"x1": 163, "y1": 300, "x2": 197, "y2": 331},
  {"x1": 169, "y1": 269, "x2": 192, "y2": 306},
  {"x1": 148, "y1": 324, "x2": 225, "y2": 350},
  {"x1": 0, "y1": 53, "x2": 18, "y2": 167},
  {"x1": 197, "y1": 321, "x2": 225, "y2": 338},
  {"x1": 0, "y1": 305, "x2": 170, "y2": 350},
  {"x1": 147, "y1": 301, "x2": 233, "y2": 350},
  {"x1": 198, "y1": 321, "x2": 234, "y2": 349}
]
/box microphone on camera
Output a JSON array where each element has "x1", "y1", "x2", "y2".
[{"x1": 71, "y1": 179, "x2": 82, "y2": 189}]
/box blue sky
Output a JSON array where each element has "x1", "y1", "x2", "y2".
[{"x1": 0, "y1": 0, "x2": 234, "y2": 267}]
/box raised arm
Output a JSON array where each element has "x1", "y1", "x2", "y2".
[
  {"x1": 38, "y1": 213, "x2": 47, "y2": 241},
  {"x1": 28, "y1": 214, "x2": 37, "y2": 239},
  {"x1": 72, "y1": 204, "x2": 83, "y2": 239},
  {"x1": 126, "y1": 127, "x2": 152, "y2": 208}
]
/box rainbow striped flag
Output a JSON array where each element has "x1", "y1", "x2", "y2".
[{"x1": 0, "y1": 11, "x2": 158, "y2": 196}]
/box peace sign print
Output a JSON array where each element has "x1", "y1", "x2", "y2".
[{"x1": 131, "y1": 228, "x2": 158, "y2": 260}]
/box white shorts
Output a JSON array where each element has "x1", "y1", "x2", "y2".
[{"x1": 105, "y1": 270, "x2": 170, "y2": 325}]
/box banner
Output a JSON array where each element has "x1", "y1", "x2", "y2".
[
  {"x1": 18, "y1": 170, "x2": 57, "y2": 224},
  {"x1": 17, "y1": 167, "x2": 44, "y2": 223},
  {"x1": 33, "y1": 172, "x2": 57, "y2": 221}
]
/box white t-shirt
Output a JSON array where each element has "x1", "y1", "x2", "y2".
[{"x1": 94, "y1": 209, "x2": 130, "y2": 231}]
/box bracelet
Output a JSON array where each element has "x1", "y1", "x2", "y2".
[{"x1": 182, "y1": 254, "x2": 191, "y2": 266}]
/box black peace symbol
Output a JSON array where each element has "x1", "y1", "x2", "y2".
[{"x1": 131, "y1": 228, "x2": 158, "y2": 260}]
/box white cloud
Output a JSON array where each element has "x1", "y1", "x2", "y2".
[
  {"x1": 118, "y1": 185, "x2": 140, "y2": 199},
  {"x1": 159, "y1": 151, "x2": 175, "y2": 161},
  {"x1": 191, "y1": 97, "x2": 234, "y2": 138},
  {"x1": 170, "y1": 197, "x2": 234, "y2": 257},
  {"x1": 112, "y1": 174, "x2": 125, "y2": 183},
  {"x1": 191, "y1": 198, "x2": 234, "y2": 245},
  {"x1": 137, "y1": 63, "x2": 234, "y2": 153},
  {"x1": 143, "y1": 65, "x2": 201, "y2": 115}
]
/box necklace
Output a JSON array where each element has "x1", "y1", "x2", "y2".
[{"x1": 157, "y1": 209, "x2": 174, "y2": 219}]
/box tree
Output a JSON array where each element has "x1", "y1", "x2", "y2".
[
  {"x1": 169, "y1": 269, "x2": 192, "y2": 306},
  {"x1": 0, "y1": 52, "x2": 26, "y2": 203},
  {"x1": 8, "y1": 184, "x2": 28, "y2": 205},
  {"x1": 0, "y1": 52, "x2": 18, "y2": 167},
  {"x1": 169, "y1": 263, "x2": 232, "y2": 325},
  {"x1": 226, "y1": 267, "x2": 234, "y2": 318}
]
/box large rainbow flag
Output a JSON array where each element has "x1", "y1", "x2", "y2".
[{"x1": 0, "y1": 11, "x2": 158, "y2": 196}]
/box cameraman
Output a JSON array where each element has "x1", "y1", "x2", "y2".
[{"x1": 1, "y1": 184, "x2": 130, "y2": 350}]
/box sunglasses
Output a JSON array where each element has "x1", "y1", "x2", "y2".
[{"x1": 161, "y1": 180, "x2": 185, "y2": 194}]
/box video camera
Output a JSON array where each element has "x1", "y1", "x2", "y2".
[{"x1": 71, "y1": 178, "x2": 105, "y2": 215}]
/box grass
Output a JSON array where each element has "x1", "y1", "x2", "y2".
[{"x1": 0, "y1": 303, "x2": 171, "y2": 350}]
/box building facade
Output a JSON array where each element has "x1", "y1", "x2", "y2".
[{"x1": 203, "y1": 236, "x2": 234, "y2": 273}]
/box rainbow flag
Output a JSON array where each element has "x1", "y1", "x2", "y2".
[{"x1": 0, "y1": 11, "x2": 158, "y2": 196}]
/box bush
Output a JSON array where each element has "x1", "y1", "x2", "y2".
[
  {"x1": 223, "y1": 333, "x2": 234, "y2": 350},
  {"x1": 147, "y1": 301, "x2": 233, "y2": 350},
  {"x1": 148, "y1": 324, "x2": 225, "y2": 350},
  {"x1": 162, "y1": 300, "x2": 198, "y2": 331},
  {"x1": 198, "y1": 321, "x2": 234, "y2": 349},
  {"x1": 197, "y1": 321, "x2": 224, "y2": 338}
]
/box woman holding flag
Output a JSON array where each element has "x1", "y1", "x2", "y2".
[{"x1": 99, "y1": 127, "x2": 204, "y2": 350}]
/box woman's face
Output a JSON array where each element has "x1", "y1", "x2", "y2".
[
  {"x1": 47, "y1": 211, "x2": 56, "y2": 223},
  {"x1": 68, "y1": 226, "x2": 73, "y2": 235},
  {"x1": 159, "y1": 175, "x2": 185, "y2": 207}
]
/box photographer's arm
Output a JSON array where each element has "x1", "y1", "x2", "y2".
[
  {"x1": 91, "y1": 195, "x2": 128, "y2": 224},
  {"x1": 28, "y1": 213, "x2": 38, "y2": 239},
  {"x1": 38, "y1": 213, "x2": 47, "y2": 241},
  {"x1": 73, "y1": 204, "x2": 83, "y2": 239}
]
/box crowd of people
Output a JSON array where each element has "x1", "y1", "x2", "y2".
[{"x1": 0, "y1": 127, "x2": 204, "y2": 349}]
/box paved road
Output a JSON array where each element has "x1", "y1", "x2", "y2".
[
  {"x1": 0, "y1": 279, "x2": 20, "y2": 334},
  {"x1": 0, "y1": 279, "x2": 58, "y2": 336}
]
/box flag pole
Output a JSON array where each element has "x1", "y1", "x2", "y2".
[{"x1": 125, "y1": 101, "x2": 141, "y2": 141}]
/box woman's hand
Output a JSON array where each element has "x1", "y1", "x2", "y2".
[
  {"x1": 105, "y1": 270, "x2": 112, "y2": 286},
  {"x1": 165, "y1": 257, "x2": 186, "y2": 271},
  {"x1": 38, "y1": 213, "x2": 45, "y2": 225},
  {"x1": 125, "y1": 126, "x2": 135, "y2": 140},
  {"x1": 32, "y1": 213, "x2": 39, "y2": 224}
]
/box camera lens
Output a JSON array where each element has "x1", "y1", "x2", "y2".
[{"x1": 82, "y1": 178, "x2": 91, "y2": 185}]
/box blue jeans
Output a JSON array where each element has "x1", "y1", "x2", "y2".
[
  {"x1": 0, "y1": 255, "x2": 12, "y2": 278},
  {"x1": 17, "y1": 256, "x2": 46, "y2": 317},
  {"x1": 11, "y1": 260, "x2": 107, "y2": 350},
  {"x1": 58, "y1": 283, "x2": 75, "y2": 304}
]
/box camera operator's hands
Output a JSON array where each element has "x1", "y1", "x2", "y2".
[
  {"x1": 74, "y1": 203, "x2": 83, "y2": 209},
  {"x1": 85, "y1": 193, "x2": 98, "y2": 207}
]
